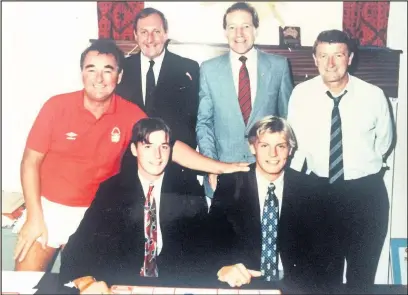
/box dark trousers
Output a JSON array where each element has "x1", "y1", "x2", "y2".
[{"x1": 325, "y1": 171, "x2": 389, "y2": 288}]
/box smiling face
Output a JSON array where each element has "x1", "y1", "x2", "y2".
[
  {"x1": 134, "y1": 13, "x2": 168, "y2": 60},
  {"x1": 131, "y1": 130, "x2": 171, "y2": 182},
  {"x1": 225, "y1": 9, "x2": 257, "y2": 55},
  {"x1": 313, "y1": 42, "x2": 353, "y2": 87},
  {"x1": 250, "y1": 131, "x2": 291, "y2": 182},
  {"x1": 81, "y1": 51, "x2": 122, "y2": 103}
]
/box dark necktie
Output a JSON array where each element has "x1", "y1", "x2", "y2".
[
  {"x1": 238, "y1": 56, "x2": 252, "y2": 125},
  {"x1": 327, "y1": 90, "x2": 348, "y2": 184},
  {"x1": 260, "y1": 183, "x2": 279, "y2": 281},
  {"x1": 140, "y1": 184, "x2": 158, "y2": 277},
  {"x1": 145, "y1": 60, "x2": 155, "y2": 115}
]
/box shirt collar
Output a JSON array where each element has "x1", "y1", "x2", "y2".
[
  {"x1": 141, "y1": 48, "x2": 166, "y2": 70},
  {"x1": 256, "y1": 168, "x2": 285, "y2": 189},
  {"x1": 318, "y1": 73, "x2": 353, "y2": 98},
  {"x1": 138, "y1": 170, "x2": 165, "y2": 196},
  {"x1": 229, "y1": 46, "x2": 257, "y2": 63},
  {"x1": 77, "y1": 89, "x2": 117, "y2": 115}
]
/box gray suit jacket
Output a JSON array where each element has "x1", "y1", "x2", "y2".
[{"x1": 196, "y1": 49, "x2": 293, "y2": 164}]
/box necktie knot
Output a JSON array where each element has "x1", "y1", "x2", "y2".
[
  {"x1": 267, "y1": 183, "x2": 276, "y2": 194},
  {"x1": 149, "y1": 60, "x2": 155, "y2": 69},
  {"x1": 326, "y1": 90, "x2": 348, "y2": 107},
  {"x1": 239, "y1": 56, "x2": 247, "y2": 64},
  {"x1": 146, "y1": 184, "x2": 154, "y2": 201}
]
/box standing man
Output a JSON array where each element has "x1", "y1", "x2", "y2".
[
  {"x1": 116, "y1": 7, "x2": 201, "y2": 195},
  {"x1": 287, "y1": 29, "x2": 393, "y2": 287},
  {"x1": 196, "y1": 2, "x2": 293, "y2": 197},
  {"x1": 208, "y1": 116, "x2": 335, "y2": 291},
  {"x1": 13, "y1": 39, "x2": 249, "y2": 273},
  {"x1": 116, "y1": 7, "x2": 199, "y2": 150},
  {"x1": 59, "y1": 118, "x2": 208, "y2": 293}
]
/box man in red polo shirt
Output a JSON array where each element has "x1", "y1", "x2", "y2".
[{"x1": 13, "y1": 39, "x2": 249, "y2": 272}]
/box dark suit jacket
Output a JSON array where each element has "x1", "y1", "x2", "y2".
[
  {"x1": 116, "y1": 50, "x2": 200, "y2": 149},
  {"x1": 208, "y1": 163, "x2": 336, "y2": 288},
  {"x1": 59, "y1": 158, "x2": 208, "y2": 287}
]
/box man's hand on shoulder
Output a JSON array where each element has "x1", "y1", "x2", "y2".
[
  {"x1": 220, "y1": 162, "x2": 250, "y2": 174},
  {"x1": 217, "y1": 263, "x2": 261, "y2": 287}
]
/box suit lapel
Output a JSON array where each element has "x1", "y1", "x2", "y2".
[
  {"x1": 240, "y1": 166, "x2": 261, "y2": 234},
  {"x1": 127, "y1": 54, "x2": 144, "y2": 109},
  {"x1": 219, "y1": 54, "x2": 239, "y2": 104},
  {"x1": 246, "y1": 50, "x2": 272, "y2": 129}
]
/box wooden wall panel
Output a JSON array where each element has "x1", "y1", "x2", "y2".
[{"x1": 106, "y1": 40, "x2": 402, "y2": 98}]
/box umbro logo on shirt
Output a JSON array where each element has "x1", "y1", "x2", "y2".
[{"x1": 66, "y1": 132, "x2": 77, "y2": 140}]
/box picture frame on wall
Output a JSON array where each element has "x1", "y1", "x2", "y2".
[
  {"x1": 390, "y1": 238, "x2": 407, "y2": 284},
  {"x1": 279, "y1": 26, "x2": 301, "y2": 49}
]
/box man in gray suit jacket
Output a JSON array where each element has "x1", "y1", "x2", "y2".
[{"x1": 196, "y1": 2, "x2": 293, "y2": 197}]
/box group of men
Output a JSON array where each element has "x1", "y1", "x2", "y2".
[{"x1": 12, "y1": 2, "x2": 393, "y2": 294}]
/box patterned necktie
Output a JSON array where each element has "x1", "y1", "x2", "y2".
[
  {"x1": 140, "y1": 184, "x2": 158, "y2": 277},
  {"x1": 327, "y1": 90, "x2": 348, "y2": 184},
  {"x1": 260, "y1": 183, "x2": 279, "y2": 281},
  {"x1": 145, "y1": 60, "x2": 155, "y2": 115},
  {"x1": 238, "y1": 56, "x2": 252, "y2": 125}
]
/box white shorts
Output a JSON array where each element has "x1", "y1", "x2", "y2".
[{"x1": 13, "y1": 196, "x2": 88, "y2": 248}]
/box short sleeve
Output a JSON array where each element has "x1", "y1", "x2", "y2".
[{"x1": 25, "y1": 98, "x2": 57, "y2": 154}]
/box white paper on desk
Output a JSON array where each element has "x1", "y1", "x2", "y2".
[
  {"x1": 1, "y1": 271, "x2": 44, "y2": 294},
  {"x1": 174, "y1": 287, "x2": 217, "y2": 294}
]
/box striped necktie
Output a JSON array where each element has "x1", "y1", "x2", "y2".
[
  {"x1": 238, "y1": 56, "x2": 252, "y2": 125},
  {"x1": 327, "y1": 90, "x2": 348, "y2": 184},
  {"x1": 260, "y1": 183, "x2": 279, "y2": 281}
]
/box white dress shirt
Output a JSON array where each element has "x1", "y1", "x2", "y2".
[
  {"x1": 288, "y1": 74, "x2": 393, "y2": 179},
  {"x1": 138, "y1": 172, "x2": 164, "y2": 255},
  {"x1": 140, "y1": 49, "x2": 166, "y2": 104},
  {"x1": 256, "y1": 169, "x2": 284, "y2": 275},
  {"x1": 230, "y1": 47, "x2": 258, "y2": 105}
]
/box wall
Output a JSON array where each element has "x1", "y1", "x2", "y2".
[
  {"x1": 2, "y1": 1, "x2": 406, "y2": 283},
  {"x1": 2, "y1": 2, "x2": 99, "y2": 192},
  {"x1": 387, "y1": 2, "x2": 407, "y2": 239}
]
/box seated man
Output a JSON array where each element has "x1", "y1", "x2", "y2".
[
  {"x1": 208, "y1": 116, "x2": 338, "y2": 290},
  {"x1": 59, "y1": 118, "x2": 209, "y2": 293}
]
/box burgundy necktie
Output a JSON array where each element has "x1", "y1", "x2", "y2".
[
  {"x1": 238, "y1": 56, "x2": 252, "y2": 125},
  {"x1": 140, "y1": 184, "x2": 158, "y2": 277}
]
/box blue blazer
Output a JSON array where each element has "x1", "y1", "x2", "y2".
[{"x1": 196, "y1": 49, "x2": 293, "y2": 164}]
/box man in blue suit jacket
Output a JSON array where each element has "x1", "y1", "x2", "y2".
[{"x1": 196, "y1": 2, "x2": 293, "y2": 197}]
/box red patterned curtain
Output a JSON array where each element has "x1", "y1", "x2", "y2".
[
  {"x1": 343, "y1": 1, "x2": 390, "y2": 47},
  {"x1": 97, "y1": 2, "x2": 144, "y2": 40}
]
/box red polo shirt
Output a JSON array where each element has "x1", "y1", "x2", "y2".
[{"x1": 26, "y1": 90, "x2": 146, "y2": 207}]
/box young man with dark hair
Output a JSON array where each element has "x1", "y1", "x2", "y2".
[
  {"x1": 59, "y1": 117, "x2": 209, "y2": 293},
  {"x1": 13, "y1": 39, "x2": 249, "y2": 273},
  {"x1": 196, "y1": 2, "x2": 293, "y2": 199},
  {"x1": 288, "y1": 29, "x2": 393, "y2": 287}
]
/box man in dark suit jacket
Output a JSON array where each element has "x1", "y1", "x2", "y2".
[
  {"x1": 208, "y1": 115, "x2": 339, "y2": 292},
  {"x1": 58, "y1": 118, "x2": 208, "y2": 293},
  {"x1": 116, "y1": 7, "x2": 199, "y2": 150}
]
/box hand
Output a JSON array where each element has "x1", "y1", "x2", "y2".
[
  {"x1": 208, "y1": 173, "x2": 218, "y2": 191},
  {"x1": 80, "y1": 281, "x2": 111, "y2": 294},
  {"x1": 217, "y1": 263, "x2": 262, "y2": 287},
  {"x1": 14, "y1": 217, "x2": 48, "y2": 262},
  {"x1": 220, "y1": 162, "x2": 250, "y2": 174}
]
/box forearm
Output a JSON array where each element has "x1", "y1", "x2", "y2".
[
  {"x1": 20, "y1": 150, "x2": 44, "y2": 220},
  {"x1": 173, "y1": 140, "x2": 226, "y2": 174}
]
